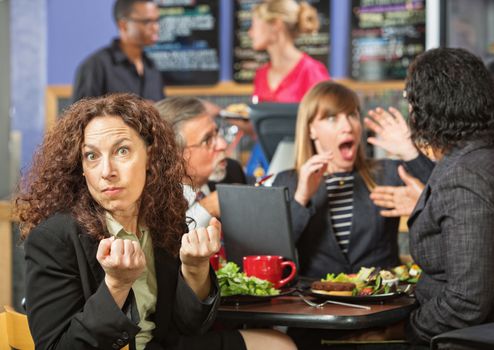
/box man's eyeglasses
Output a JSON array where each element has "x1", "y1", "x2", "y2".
[
  {"x1": 126, "y1": 17, "x2": 160, "y2": 26},
  {"x1": 186, "y1": 128, "x2": 221, "y2": 150}
]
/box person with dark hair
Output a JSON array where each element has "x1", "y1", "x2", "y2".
[
  {"x1": 354, "y1": 48, "x2": 494, "y2": 347},
  {"x1": 72, "y1": 0, "x2": 164, "y2": 103},
  {"x1": 400, "y1": 47, "x2": 494, "y2": 345},
  {"x1": 17, "y1": 94, "x2": 296, "y2": 350}
]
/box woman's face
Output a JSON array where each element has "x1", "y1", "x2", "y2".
[
  {"x1": 248, "y1": 15, "x2": 275, "y2": 51},
  {"x1": 82, "y1": 116, "x2": 149, "y2": 218},
  {"x1": 309, "y1": 109, "x2": 362, "y2": 173}
]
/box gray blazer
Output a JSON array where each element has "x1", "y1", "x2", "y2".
[
  {"x1": 273, "y1": 155, "x2": 433, "y2": 278},
  {"x1": 406, "y1": 140, "x2": 494, "y2": 344}
]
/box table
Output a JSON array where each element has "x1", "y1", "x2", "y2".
[{"x1": 217, "y1": 295, "x2": 416, "y2": 330}]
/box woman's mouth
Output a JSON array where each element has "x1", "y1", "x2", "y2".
[
  {"x1": 102, "y1": 187, "x2": 123, "y2": 196},
  {"x1": 339, "y1": 141, "x2": 355, "y2": 161}
]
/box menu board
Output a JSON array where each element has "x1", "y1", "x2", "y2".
[
  {"x1": 351, "y1": 0, "x2": 426, "y2": 81},
  {"x1": 146, "y1": 0, "x2": 220, "y2": 85},
  {"x1": 233, "y1": 0, "x2": 330, "y2": 84}
]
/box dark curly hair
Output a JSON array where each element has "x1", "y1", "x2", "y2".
[
  {"x1": 405, "y1": 48, "x2": 494, "y2": 152},
  {"x1": 15, "y1": 93, "x2": 188, "y2": 255}
]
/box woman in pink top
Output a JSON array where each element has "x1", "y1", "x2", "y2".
[
  {"x1": 245, "y1": 0, "x2": 330, "y2": 175},
  {"x1": 249, "y1": 0, "x2": 330, "y2": 103}
]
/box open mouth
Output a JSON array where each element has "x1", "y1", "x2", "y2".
[{"x1": 338, "y1": 141, "x2": 356, "y2": 161}]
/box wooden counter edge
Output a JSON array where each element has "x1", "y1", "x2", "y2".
[{"x1": 45, "y1": 79, "x2": 404, "y2": 130}]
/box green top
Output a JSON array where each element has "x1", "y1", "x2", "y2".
[{"x1": 105, "y1": 214, "x2": 157, "y2": 350}]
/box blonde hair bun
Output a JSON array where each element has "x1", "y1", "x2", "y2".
[{"x1": 298, "y1": 1, "x2": 320, "y2": 34}]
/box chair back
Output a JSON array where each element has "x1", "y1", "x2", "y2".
[
  {"x1": 0, "y1": 312, "x2": 9, "y2": 350},
  {"x1": 4, "y1": 305, "x2": 35, "y2": 350},
  {"x1": 249, "y1": 102, "x2": 299, "y2": 162},
  {"x1": 2, "y1": 306, "x2": 130, "y2": 350}
]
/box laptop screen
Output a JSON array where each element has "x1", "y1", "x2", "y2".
[{"x1": 217, "y1": 184, "x2": 299, "y2": 271}]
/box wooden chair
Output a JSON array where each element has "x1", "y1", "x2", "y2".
[
  {"x1": 3, "y1": 305, "x2": 35, "y2": 350},
  {"x1": 0, "y1": 311, "x2": 10, "y2": 350},
  {"x1": 2, "y1": 305, "x2": 130, "y2": 350}
]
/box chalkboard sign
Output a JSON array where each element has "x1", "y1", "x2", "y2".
[
  {"x1": 233, "y1": 0, "x2": 330, "y2": 84},
  {"x1": 146, "y1": 1, "x2": 220, "y2": 86},
  {"x1": 350, "y1": 0, "x2": 426, "y2": 81}
]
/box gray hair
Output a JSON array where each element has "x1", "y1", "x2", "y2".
[{"x1": 154, "y1": 96, "x2": 207, "y2": 150}]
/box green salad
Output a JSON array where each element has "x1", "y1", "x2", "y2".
[
  {"x1": 321, "y1": 267, "x2": 393, "y2": 296},
  {"x1": 216, "y1": 262, "x2": 280, "y2": 297}
]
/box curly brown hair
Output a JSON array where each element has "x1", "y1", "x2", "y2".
[
  {"x1": 406, "y1": 48, "x2": 494, "y2": 151},
  {"x1": 15, "y1": 93, "x2": 188, "y2": 255}
]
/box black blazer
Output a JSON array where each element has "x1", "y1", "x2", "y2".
[
  {"x1": 406, "y1": 140, "x2": 494, "y2": 344},
  {"x1": 24, "y1": 213, "x2": 219, "y2": 350},
  {"x1": 273, "y1": 155, "x2": 433, "y2": 278}
]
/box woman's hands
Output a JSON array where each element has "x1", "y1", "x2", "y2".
[
  {"x1": 180, "y1": 217, "x2": 222, "y2": 300},
  {"x1": 370, "y1": 165, "x2": 425, "y2": 217},
  {"x1": 294, "y1": 152, "x2": 332, "y2": 207},
  {"x1": 365, "y1": 107, "x2": 418, "y2": 161},
  {"x1": 97, "y1": 237, "x2": 146, "y2": 308}
]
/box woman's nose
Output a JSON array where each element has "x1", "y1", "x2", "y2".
[
  {"x1": 338, "y1": 116, "x2": 353, "y2": 132},
  {"x1": 101, "y1": 157, "x2": 116, "y2": 179}
]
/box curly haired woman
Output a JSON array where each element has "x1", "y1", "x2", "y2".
[{"x1": 16, "y1": 94, "x2": 295, "y2": 350}]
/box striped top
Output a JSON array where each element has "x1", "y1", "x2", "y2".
[{"x1": 325, "y1": 172, "x2": 355, "y2": 254}]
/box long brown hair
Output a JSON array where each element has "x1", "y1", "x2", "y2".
[
  {"x1": 294, "y1": 81, "x2": 376, "y2": 190},
  {"x1": 15, "y1": 93, "x2": 188, "y2": 255}
]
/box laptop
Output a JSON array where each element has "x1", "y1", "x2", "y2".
[{"x1": 216, "y1": 184, "x2": 299, "y2": 271}]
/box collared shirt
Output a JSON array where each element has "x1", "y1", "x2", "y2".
[
  {"x1": 72, "y1": 38, "x2": 165, "y2": 103},
  {"x1": 183, "y1": 184, "x2": 212, "y2": 231},
  {"x1": 105, "y1": 214, "x2": 157, "y2": 350}
]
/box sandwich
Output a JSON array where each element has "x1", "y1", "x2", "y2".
[{"x1": 311, "y1": 281, "x2": 356, "y2": 296}]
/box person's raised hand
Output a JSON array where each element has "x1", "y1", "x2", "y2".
[
  {"x1": 180, "y1": 217, "x2": 221, "y2": 299},
  {"x1": 365, "y1": 107, "x2": 418, "y2": 161},
  {"x1": 294, "y1": 152, "x2": 332, "y2": 206},
  {"x1": 97, "y1": 237, "x2": 146, "y2": 307},
  {"x1": 370, "y1": 165, "x2": 424, "y2": 217},
  {"x1": 180, "y1": 217, "x2": 221, "y2": 270}
]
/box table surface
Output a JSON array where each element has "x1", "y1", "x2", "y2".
[{"x1": 217, "y1": 295, "x2": 417, "y2": 330}]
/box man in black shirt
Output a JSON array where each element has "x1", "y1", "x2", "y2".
[{"x1": 72, "y1": 0, "x2": 164, "y2": 102}]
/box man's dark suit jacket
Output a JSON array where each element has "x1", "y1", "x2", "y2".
[
  {"x1": 24, "y1": 213, "x2": 219, "y2": 350},
  {"x1": 406, "y1": 140, "x2": 494, "y2": 344},
  {"x1": 273, "y1": 155, "x2": 433, "y2": 278}
]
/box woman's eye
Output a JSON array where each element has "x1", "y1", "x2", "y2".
[
  {"x1": 84, "y1": 152, "x2": 96, "y2": 161},
  {"x1": 117, "y1": 147, "x2": 129, "y2": 156}
]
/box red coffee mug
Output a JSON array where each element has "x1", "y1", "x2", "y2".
[
  {"x1": 210, "y1": 254, "x2": 220, "y2": 271},
  {"x1": 243, "y1": 255, "x2": 297, "y2": 288}
]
